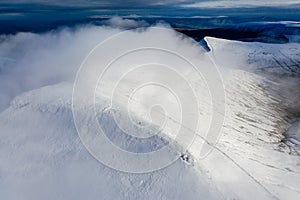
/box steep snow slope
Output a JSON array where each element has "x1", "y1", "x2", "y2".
[
  {"x1": 197, "y1": 69, "x2": 300, "y2": 199},
  {"x1": 285, "y1": 119, "x2": 300, "y2": 152},
  {"x1": 198, "y1": 37, "x2": 300, "y2": 199}
]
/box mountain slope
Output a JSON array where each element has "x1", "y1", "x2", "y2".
[
  {"x1": 0, "y1": 82, "x2": 222, "y2": 200},
  {"x1": 0, "y1": 34, "x2": 300, "y2": 199}
]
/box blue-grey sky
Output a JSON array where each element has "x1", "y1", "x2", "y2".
[
  {"x1": 1, "y1": 0, "x2": 300, "y2": 34},
  {"x1": 183, "y1": 0, "x2": 300, "y2": 8},
  {"x1": 1, "y1": 0, "x2": 300, "y2": 8}
]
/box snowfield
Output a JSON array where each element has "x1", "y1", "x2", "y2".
[
  {"x1": 0, "y1": 26, "x2": 300, "y2": 199},
  {"x1": 0, "y1": 83, "x2": 222, "y2": 200}
]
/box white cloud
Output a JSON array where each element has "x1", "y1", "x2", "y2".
[
  {"x1": 0, "y1": 24, "x2": 121, "y2": 111},
  {"x1": 103, "y1": 16, "x2": 149, "y2": 29},
  {"x1": 0, "y1": 17, "x2": 175, "y2": 112}
]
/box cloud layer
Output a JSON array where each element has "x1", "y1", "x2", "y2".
[{"x1": 0, "y1": 25, "x2": 122, "y2": 111}]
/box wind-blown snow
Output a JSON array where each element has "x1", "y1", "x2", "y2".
[{"x1": 0, "y1": 25, "x2": 122, "y2": 111}]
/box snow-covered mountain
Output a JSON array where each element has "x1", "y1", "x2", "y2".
[
  {"x1": 198, "y1": 37, "x2": 300, "y2": 199},
  {"x1": 0, "y1": 82, "x2": 224, "y2": 200},
  {"x1": 0, "y1": 27, "x2": 300, "y2": 199}
]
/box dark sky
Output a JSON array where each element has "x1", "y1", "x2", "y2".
[
  {"x1": 1, "y1": 0, "x2": 300, "y2": 34},
  {"x1": 1, "y1": 0, "x2": 300, "y2": 8}
]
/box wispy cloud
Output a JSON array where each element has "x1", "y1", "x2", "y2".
[
  {"x1": 182, "y1": 0, "x2": 300, "y2": 9},
  {"x1": 1, "y1": 0, "x2": 300, "y2": 9},
  {"x1": 2, "y1": 0, "x2": 300, "y2": 8}
]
